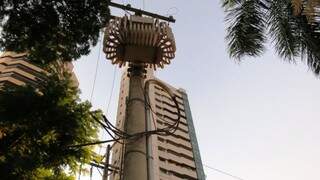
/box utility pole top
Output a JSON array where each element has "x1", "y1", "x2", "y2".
[
  {"x1": 108, "y1": 1, "x2": 176, "y2": 23},
  {"x1": 103, "y1": 15, "x2": 176, "y2": 70}
]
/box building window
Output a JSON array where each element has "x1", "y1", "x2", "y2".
[
  {"x1": 158, "y1": 146, "x2": 165, "y2": 152},
  {"x1": 159, "y1": 157, "x2": 166, "y2": 162}
]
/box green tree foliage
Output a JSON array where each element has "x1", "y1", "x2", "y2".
[
  {"x1": 222, "y1": 0, "x2": 320, "y2": 74},
  {"x1": 0, "y1": 73, "x2": 102, "y2": 180},
  {"x1": 0, "y1": 0, "x2": 110, "y2": 65}
]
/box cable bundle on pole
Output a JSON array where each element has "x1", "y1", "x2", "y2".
[
  {"x1": 69, "y1": 78, "x2": 181, "y2": 148},
  {"x1": 143, "y1": 79, "x2": 181, "y2": 136}
]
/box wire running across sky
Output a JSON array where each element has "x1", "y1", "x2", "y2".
[
  {"x1": 90, "y1": 32, "x2": 103, "y2": 102},
  {"x1": 105, "y1": 66, "x2": 117, "y2": 115},
  {"x1": 203, "y1": 164, "x2": 245, "y2": 180}
]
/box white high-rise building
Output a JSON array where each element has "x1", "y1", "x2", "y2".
[{"x1": 110, "y1": 69, "x2": 205, "y2": 180}]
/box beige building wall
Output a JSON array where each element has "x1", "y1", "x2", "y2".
[
  {"x1": 110, "y1": 69, "x2": 205, "y2": 180},
  {"x1": 0, "y1": 52, "x2": 44, "y2": 87},
  {"x1": 0, "y1": 51, "x2": 78, "y2": 88}
]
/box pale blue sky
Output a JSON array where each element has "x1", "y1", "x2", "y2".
[{"x1": 74, "y1": 1, "x2": 320, "y2": 179}]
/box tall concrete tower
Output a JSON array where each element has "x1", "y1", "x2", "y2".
[
  {"x1": 101, "y1": 5, "x2": 206, "y2": 179},
  {"x1": 103, "y1": 13, "x2": 177, "y2": 180},
  {"x1": 109, "y1": 69, "x2": 205, "y2": 180}
]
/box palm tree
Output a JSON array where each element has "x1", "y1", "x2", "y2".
[
  {"x1": 292, "y1": 0, "x2": 320, "y2": 24},
  {"x1": 222, "y1": 0, "x2": 320, "y2": 74}
]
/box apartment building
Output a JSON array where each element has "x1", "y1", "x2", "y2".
[
  {"x1": 110, "y1": 69, "x2": 205, "y2": 180},
  {"x1": 0, "y1": 51, "x2": 78, "y2": 87},
  {"x1": 0, "y1": 52, "x2": 45, "y2": 87}
]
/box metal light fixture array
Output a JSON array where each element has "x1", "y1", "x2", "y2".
[{"x1": 103, "y1": 15, "x2": 176, "y2": 69}]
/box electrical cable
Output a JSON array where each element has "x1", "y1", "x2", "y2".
[
  {"x1": 92, "y1": 159, "x2": 105, "y2": 177},
  {"x1": 68, "y1": 138, "x2": 122, "y2": 148},
  {"x1": 101, "y1": 66, "x2": 116, "y2": 146},
  {"x1": 142, "y1": 0, "x2": 145, "y2": 10},
  {"x1": 105, "y1": 66, "x2": 117, "y2": 115},
  {"x1": 100, "y1": 78, "x2": 181, "y2": 139},
  {"x1": 101, "y1": 78, "x2": 181, "y2": 139},
  {"x1": 141, "y1": 82, "x2": 165, "y2": 126},
  {"x1": 78, "y1": 163, "x2": 82, "y2": 180},
  {"x1": 144, "y1": 99, "x2": 177, "y2": 135},
  {"x1": 142, "y1": 79, "x2": 181, "y2": 136},
  {"x1": 96, "y1": 166, "x2": 103, "y2": 177},
  {"x1": 148, "y1": 102, "x2": 158, "y2": 131},
  {"x1": 89, "y1": 166, "x2": 93, "y2": 180},
  {"x1": 91, "y1": 115, "x2": 125, "y2": 144},
  {"x1": 203, "y1": 164, "x2": 245, "y2": 180},
  {"x1": 70, "y1": 78, "x2": 181, "y2": 152},
  {"x1": 119, "y1": 139, "x2": 125, "y2": 180},
  {"x1": 166, "y1": 7, "x2": 179, "y2": 17},
  {"x1": 90, "y1": 31, "x2": 103, "y2": 102},
  {"x1": 143, "y1": 92, "x2": 177, "y2": 132},
  {"x1": 69, "y1": 78, "x2": 181, "y2": 180},
  {"x1": 99, "y1": 81, "x2": 178, "y2": 136}
]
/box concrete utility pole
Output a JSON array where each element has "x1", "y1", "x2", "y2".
[
  {"x1": 102, "y1": 145, "x2": 111, "y2": 180},
  {"x1": 103, "y1": 6, "x2": 176, "y2": 179},
  {"x1": 123, "y1": 64, "x2": 148, "y2": 180}
]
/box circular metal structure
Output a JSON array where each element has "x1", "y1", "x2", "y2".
[{"x1": 103, "y1": 15, "x2": 176, "y2": 69}]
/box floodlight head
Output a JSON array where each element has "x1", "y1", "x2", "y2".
[{"x1": 103, "y1": 15, "x2": 176, "y2": 70}]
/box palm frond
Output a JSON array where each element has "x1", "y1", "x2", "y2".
[
  {"x1": 298, "y1": 20, "x2": 320, "y2": 74},
  {"x1": 292, "y1": 0, "x2": 320, "y2": 24},
  {"x1": 269, "y1": 0, "x2": 300, "y2": 60},
  {"x1": 222, "y1": 0, "x2": 320, "y2": 76},
  {"x1": 221, "y1": 0, "x2": 244, "y2": 9},
  {"x1": 225, "y1": 0, "x2": 267, "y2": 59},
  {"x1": 304, "y1": 0, "x2": 317, "y2": 23},
  {"x1": 292, "y1": 0, "x2": 303, "y2": 15}
]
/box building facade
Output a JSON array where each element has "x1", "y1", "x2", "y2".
[
  {"x1": 110, "y1": 69, "x2": 205, "y2": 180},
  {"x1": 0, "y1": 51, "x2": 78, "y2": 88},
  {"x1": 0, "y1": 52, "x2": 45, "y2": 87}
]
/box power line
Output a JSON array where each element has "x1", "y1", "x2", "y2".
[
  {"x1": 203, "y1": 164, "x2": 245, "y2": 180},
  {"x1": 90, "y1": 32, "x2": 103, "y2": 102},
  {"x1": 78, "y1": 163, "x2": 83, "y2": 180},
  {"x1": 166, "y1": 7, "x2": 179, "y2": 17},
  {"x1": 142, "y1": 0, "x2": 145, "y2": 10},
  {"x1": 96, "y1": 166, "x2": 103, "y2": 177},
  {"x1": 102, "y1": 66, "x2": 116, "y2": 148},
  {"x1": 105, "y1": 66, "x2": 117, "y2": 115}
]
